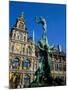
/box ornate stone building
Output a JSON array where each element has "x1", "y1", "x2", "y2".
[
  {"x1": 48, "y1": 45, "x2": 66, "y2": 84},
  {"x1": 9, "y1": 15, "x2": 38, "y2": 88},
  {"x1": 36, "y1": 44, "x2": 66, "y2": 85},
  {"x1": 9, "y1": 13, "x2": 66, "y2": 88}
]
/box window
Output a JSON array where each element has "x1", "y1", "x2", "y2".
[
  {"x1": 24, "y1": 75, "x2": 30, "y2": 87},
  {"x1": 20, "y1": 33, "x2": 23, "y2": 40},
  {"x1": 58, "y1": 64, "x2": 62, "y2": 71},
  {"x1": 22, "y1": 58, "x2": 31, "y2": 69},
  {"x1": 55, "y1": 63, "x2": 62, "y2": 71},
  {"x1": 22, "y1": 48, "x2": 25, "y2": 55},
  {"x1": 55, "y1": 64, "x2": 58, "y2": 71},
  {"x1": 63, "y1": 64, "x2": 66, "y2": 71},
  {"x1": 16, "y1": 32, "x2": 20, "y2": 40},
  {"x1": 12, "y1": 58, "x2": 20, "y2": 69},
  {"x1": 28, "y1": 46, "x2": 32, "y2": 55},
  {"x1": 26, "y1": 48, "x2": 28, "y2": 55},
  {"x1": 50, "y1": 62, "x2": 54, "y2": 70},
  {"x1": 24, "y1": 36, "x2": 26, "y2": 41},
  {"x1": 17, "y1": 35, "x2": 19, "y2": 40}
]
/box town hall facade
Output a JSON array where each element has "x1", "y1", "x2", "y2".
[{"x1": 9, "y1": 14, "x2": 38, "y2": 88}]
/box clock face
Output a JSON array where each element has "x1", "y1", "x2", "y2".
[{"x1": 15, "y1": 43, "x2": 21, "y2": 52}]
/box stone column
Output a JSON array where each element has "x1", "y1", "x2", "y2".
[
  {"x1": 30, "y1": 74, "x2": 34, "y2": 83},
  {"x1": 19, "y1": 57, "x2": 22, "y2": 70},
  {"x1": 20, "y1": 74, "x2": 24, "y2": 88},
  {"x1": 31, "y1": 58, "x2": 34, "y2": 71}
]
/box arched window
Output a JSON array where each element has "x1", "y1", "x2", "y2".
[
  {"x1": 16, "y1": 31, "x2": 20, "y2": 40},
  {"x1": 22, "y1": 58, "x2": 31, "y2": 69},
  {"x1": 22, "y1": 47, "x2": 25, "y2": 55},
  {"x1": 26, "y1": 48, "x2": 28, "y2": 55},
  {"x1": 17, "y1": 35, "x2": 20, "y2": 40},
  {"x1": 24, "y1": 36, "x2": 26, "y2": 41},
  {"x1": 24, "y1": 74, "x2": 30, "y2": 87},
  {"x1": 12, "y1": 57, "x2": 20, "y2": 69},
  {"x1": 50, "y1": 62, "x2": 54, "y2": 71},
  {"x1": 28, "y1": 46, "x2": 32, "y2": 55},
  {"x1": 55, "y1": 63, "x2": 58, "y2": 71},
  {"x1": 20, "y1": 33, "x2": 23, "y2": 40}
]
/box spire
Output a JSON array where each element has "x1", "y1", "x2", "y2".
[
  {"x1": 57, "y1": 45, "x2": 62, "y2": 52},
  {"x1": 18, "y1": 12, "x2": 24, "y2": 20},
  {"x1": 21, "y1": 12, "x2": 24, "y2": 17},
  {"x1": 19, "y1": 12, "x2": 24, "y2": 18},
  {"x1": 33, "y1": 30, "x2": 35, "y2": 43}
]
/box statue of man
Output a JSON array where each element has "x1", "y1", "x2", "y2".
[{"x1": 35, "y1": 16, "x2": 47, "y2": 32}]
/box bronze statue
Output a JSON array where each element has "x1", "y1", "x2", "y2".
[
  {"x1": 29, "y1": 17, "x2": 54, "y2": 87},
  {"x1": 35, "y1": 16, "x2": 47, "y2": 32}
]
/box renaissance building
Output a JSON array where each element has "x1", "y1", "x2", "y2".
[
  {"x1": 36, "y1": 44, "x2": 66, "y2": 85},
  {"x1": 9, "y1": 13, "x2": 66, "y2": 88},
  {"x1": 48, "y1": 45, "x2": 66, "y2": 85},
  {"x1": 9, "y1": 14, "x2": 38, "y2": 88}
]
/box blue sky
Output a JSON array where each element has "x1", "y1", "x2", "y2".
[{"x1": 9, "y1": 1, "x2": 66, "y2": 50}]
